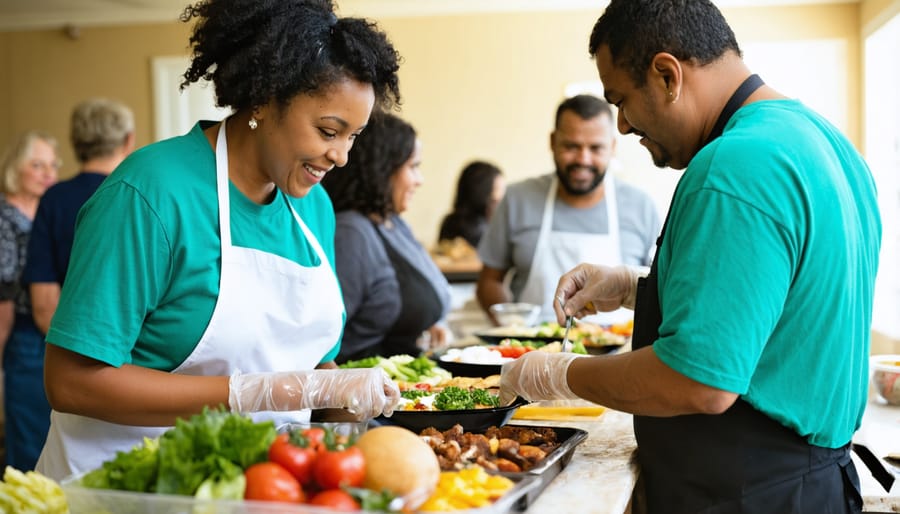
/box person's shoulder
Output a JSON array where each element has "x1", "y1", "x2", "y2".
[
  {"x1": 508, "y1": 173, "x2": 553, "y2": 191},
  {"x1": 335, "y1": 210, "x2": 376, "y2": 237},
  {"x1": 98, "y1": 123, "x2": 215, "y2": 201},
  {"x1": 110, "y1": 123, "x2": 213, "y2": 185},
  {"x1": 505, "y1": 173, "x2": 553, "y2": 200}
]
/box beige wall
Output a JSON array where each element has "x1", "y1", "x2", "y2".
[
  {"x1": 0, "y1": 22, "x2": 191, "y2": 175},
  {"x1": 0, "y1": 2, "x2": 880, "y2": 246}
]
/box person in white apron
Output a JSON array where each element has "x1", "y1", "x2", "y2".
[
  {"x1": 35, "y1": 0, "x2": 405, "y2": 481},
  {"x1": 477, "y1": 95, "x2": 659, "y2": 327},
  {"x1": 517, "y1": 173, "x2": 632, "y2": 325},
  {"x1": 37, "y1": 120, "x2": 398, "y2": 480}
]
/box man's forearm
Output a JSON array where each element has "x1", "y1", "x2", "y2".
[{"x1": 476, "y1": 282, "x2": 510, "y2": 325}]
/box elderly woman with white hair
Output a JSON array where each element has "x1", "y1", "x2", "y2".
[{"x1": 0, "y1": 130, "x2": 59, "y2": 470}]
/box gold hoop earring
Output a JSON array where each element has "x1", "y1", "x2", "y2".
[{"x1": 248, "y1": 117, "x2": 258, "y2": 130}]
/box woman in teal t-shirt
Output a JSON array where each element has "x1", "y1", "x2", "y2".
[{"x1": 36, "y1": 0, "x2": 404, "y2": 481}]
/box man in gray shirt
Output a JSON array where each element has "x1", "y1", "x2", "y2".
[{"x1": 477, "y1": 95, "x2": 660, "y2": 324}]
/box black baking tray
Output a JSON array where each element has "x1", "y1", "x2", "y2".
[
  {"x1": 493, "y1": 425, "x2": 589, "y2": 510},
  {"x1": 377, "y1": 397, "x2": 530, "y2": 433}
]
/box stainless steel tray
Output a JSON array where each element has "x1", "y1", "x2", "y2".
[{"x1": 488, "y1": 424, "x2": 589, "y2": 510}]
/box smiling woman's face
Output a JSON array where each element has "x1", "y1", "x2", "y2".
[
  {"x1": 390, "y1": 139, "x2": 423, "y2": 214},
  {"x1": 17, "y1": 138, "x2": 59, "y2": 198},
  {"x1": 257, "y1": 77, "x2": 376, "y2": 198}
]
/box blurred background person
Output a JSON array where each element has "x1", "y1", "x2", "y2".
[
  {"x1": 23, "y1": 98, "x2": 135, "y2": 336},
  {"x1": 323, "y1": 112, "x2": 451, "y2": 362},
  {"x1": 12, "y1": 99, "x2": 133, "y2": 470},
  {"x1": 476, "y1": 95, "x2": 660, "y2": 325},
  {"x1": 437, "y1": 160, "x2": 505, "y2": 248},
  {"x1": 0, "y1": 130, "x2": 59, "y2": 470}
]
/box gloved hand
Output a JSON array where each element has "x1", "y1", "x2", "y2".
[
  {"x1": 228, "y1": 368, "x2": 401, "y2": 419},
  {"x1": 499, "y1": 351, "x2": 584, "y2": 405},
  {"x1": 554, "y1": 264, "x2": 646, "y2": 321}
]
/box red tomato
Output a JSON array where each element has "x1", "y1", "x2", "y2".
[
  {"x1": 308, "y1": 489, "x2": 361, "y2": 511},
  {"x1": 269, "y1": 434, "x2": 318, "y2": 486},
  {"x1": 498, "y1": 346, "x2": 529, "y2": 358},
  {"x1": 244, "y1": 462, "x2": 304, "y2": 503},
  {"x1": 313, "y1": 447, "x2": 365, "y2": 490},
  {"x1": 301, "y1": 427, "x2": 327, "y2": 452}
]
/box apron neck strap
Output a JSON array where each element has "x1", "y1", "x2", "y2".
[
  {"x1": 656, "y1": 73, "x2": 765, "y2": 245},
  {"x1": 703, "y1": 74, "x2": 764, "y2": 147}
]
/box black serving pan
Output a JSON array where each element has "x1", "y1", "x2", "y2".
[
  {"x1": 475, "y1": 325, "x2": 627, "y2": 355},
  {"x1": 433, "y1": 352, "x2": 502, "y2": 378},
  {"x1": 432, "y1": 343, "x2": 621, "y2": 379},
  {"x1": 377, "y1": 397, "x2": 529, "y2": 433},
  {"x1": 493, "y1": 425, "x2": 589, "y2": 510}
]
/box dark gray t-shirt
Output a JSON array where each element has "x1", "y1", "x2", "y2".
[
  {"x1": 334, "y1": 211, "x2": 450, "y2": 356},
  {"x1": 477, "y1": 173, "x2": 661, "y2": 299}
]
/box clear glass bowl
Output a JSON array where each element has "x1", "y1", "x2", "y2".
[
  {"x1": 488, "y1": 303, "x2": 540, "y2": 327},
  {"x1": 871, "y1": 354, "x2": 900, "y2": 406}
]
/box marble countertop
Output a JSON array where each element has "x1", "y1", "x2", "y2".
[{"x1": 513, "y1": 399, "x2": 900, "y2": 514}]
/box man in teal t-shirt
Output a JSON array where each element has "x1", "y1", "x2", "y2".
[{"x1": 498, "y1": 2, "x2": 881, "y2": 512}]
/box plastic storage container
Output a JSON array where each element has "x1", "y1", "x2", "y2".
[{"x1": 61, "y1": 474, "x2": 539, "y2": 514}]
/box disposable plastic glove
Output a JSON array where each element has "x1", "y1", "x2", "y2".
[
  {"x1": 228, "y1": 368, "x2": 401, "y2": 419},
  {"x1": 554, "y1": 264, "x2": 646, "y2": 321},
  {"x1": 499, "y1": 351, "x2": 584, "y2": 405}
]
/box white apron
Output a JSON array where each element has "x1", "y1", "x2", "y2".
[
  {"x1": 36, "y1": 120, "x2": 344, "y2": 480},
  {"x1": 518, "y1": 174, "x2": 631, "y2": 325}
]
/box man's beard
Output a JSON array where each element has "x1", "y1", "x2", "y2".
[{"x1": 555, "y1": 164, "x2": 606, "y2": 196}]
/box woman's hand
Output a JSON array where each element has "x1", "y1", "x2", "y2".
[{"x1": 228, "y1": 368, "x2": 401, "y2": 419}]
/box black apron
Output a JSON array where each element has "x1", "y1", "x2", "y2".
[
  {"x1": 342, "y1": 222, "x2": 444, "y2": 360},
  {"x1": 630, "y1": 74, "x2": 864, "y2": 514}
]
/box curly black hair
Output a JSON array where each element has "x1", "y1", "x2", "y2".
[
  {"x1": 179, "y1": 0, "x2": 401, "y2": 116},
  {"x1": 588, "y1": 0, "x2": 741, "y2": 88},
  {"x1": 321, "y1": 112, "x2": 416, "y2": 217}
]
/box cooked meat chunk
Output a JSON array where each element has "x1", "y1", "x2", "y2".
[
  {"x1": 494, "y1": 458, "x2": 522, "y2": 473},
  {"x1": 419, "y1": 424, "x2": 561, "y2": 473}
]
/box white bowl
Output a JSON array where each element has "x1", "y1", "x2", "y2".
[
  {"x1": 871, "y1": 354, "x2": 900, "y2": 406},
  {"x1": 489, "y1": 302, "x2": 541, "y2": 327}
]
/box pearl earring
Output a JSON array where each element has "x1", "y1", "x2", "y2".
[{"x1": 248, "y1": 117, "x2": 258, "y2": 130}]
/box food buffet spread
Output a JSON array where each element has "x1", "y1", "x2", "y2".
[{"x1": 4, "y1": 325, "x2": 898, "y2": 514}]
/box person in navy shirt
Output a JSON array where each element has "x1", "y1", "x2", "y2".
[{"x1": 23, "y1": 98, "x2": 134, "y2": 334}]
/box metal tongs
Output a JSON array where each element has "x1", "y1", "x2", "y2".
[{"x1": 556, "y1": 296, "x2": 574, "y2": 353}]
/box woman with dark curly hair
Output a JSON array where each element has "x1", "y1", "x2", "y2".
[
  {"x1": 37, "y1": 0, "x2": 403, "y2": 480},
  {"x1": 438, "y1": 160, "x2": 505, "y2": 248},
  {"x1": 322, "y1": 113, "x2": 450, "y2": 362}
]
